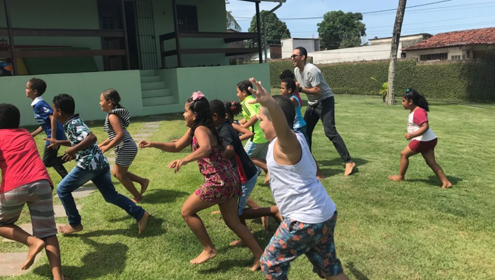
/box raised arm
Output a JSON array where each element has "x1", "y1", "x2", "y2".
[
  {"x1": 138, "y1": 128, "x2": 192, "y2": 152},
  {"x1": 248, "y1": 78, "x2": 301, "y2": 163}
]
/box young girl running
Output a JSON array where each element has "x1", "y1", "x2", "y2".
[
  {"x1": 138, "y1": 91, "x2": 263, "y2": 270},
  {"x1": 388, "y1": 88, "x2": 452, "y2": 189},
  {"x1": 98, "y1": 89, "x2": 150, "y2": 202}
]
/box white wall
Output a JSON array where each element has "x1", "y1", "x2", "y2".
[
  {"x1": 281, "y1": 38, "x2": 319, "y2": 59},
  {"x1": 309, "y1": 43, "x2": 403, "y2": 64}
]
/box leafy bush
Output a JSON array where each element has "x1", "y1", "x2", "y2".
[{"x1": 270, "y1": 58, "x2": 495, "y2": 102}]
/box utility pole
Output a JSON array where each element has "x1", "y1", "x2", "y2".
[{"x1": 386, "y1": 0, "x2": 407, "y2": 105}]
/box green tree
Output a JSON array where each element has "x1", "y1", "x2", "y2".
[
  {"x1": 248, "y1": 11, "x2": 291, "y2": 48},
  {"x1": 317, "y1": 11, "x2": 366, "y2": 49}
]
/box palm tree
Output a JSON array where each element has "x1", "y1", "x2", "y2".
[{"x1": 386, "y1": 0, "x2": 407, "y2": 105}]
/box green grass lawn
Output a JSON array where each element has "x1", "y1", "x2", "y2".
[{"x1": 1, "y1": 94, "x2": 494, "y2": 280}]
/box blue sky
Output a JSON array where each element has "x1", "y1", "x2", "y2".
[{"x1": 227, "y1": 0, "x2": 495, "y2": 41}]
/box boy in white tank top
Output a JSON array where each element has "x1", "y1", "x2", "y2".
[{"x1": 247, "y1": 78, "x2": 348, "y2": 280}]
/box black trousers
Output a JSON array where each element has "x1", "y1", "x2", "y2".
[
  {"x1": 42, "y1": 145, "x2": 68, "y2": 178},
  {"x1": 304, "y1": 96, "x2": 352, "y2": 163}
]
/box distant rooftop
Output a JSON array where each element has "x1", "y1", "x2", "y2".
[
  {"x1": 369, "y1": 33, "x2": 432, "y2": 41},
  {"x1": 403, "y1": 27, "x2": 495, "y2": 51}
]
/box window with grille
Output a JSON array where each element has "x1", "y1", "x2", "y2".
[
  {"x1": 420, "y1": 53, "x2": 447, "y2": 61},
  {"x1": 451, "y1": 55, "x2": 461, "y2": 60},
  {"x1": 177, "y1": 5, "x2": 198, "y2": 32}
]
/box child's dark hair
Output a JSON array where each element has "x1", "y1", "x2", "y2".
[
  {"x1": 261, "y1": 95, "x2": 295, "y2": 129},
  {"x1": 102, "y1": 88, "x2": 123, "y2": 109},
  {"x1": 279, "y1": 69, "x2": 295, "y2": 80},
  {"x1": 281, "y1": 78, "x2": 296, "y2": 94},
  {"x1": 0, "y1": 103, "x2": 20, "y2": 129},
  {"x1": 209, "y1": 99, "x2": 226, "y2": 120},
  {"x1": 403, "y1": 88, "x2": 429, "y2": 111},
  {"x1": 223, "y1": 100, "x2": 242, "y2": 121},
  {"x1": 28, "y1": 78, "x2": 47, "y2": 96},
  {"x1": 237, "y1": 80, "x2": 253, "y2": 95},
  {"x1": 186, "y1": 94, "x2": 221, "y2": 146},
  {"x1": 53, "y1": 94, "x2": 75, "y2": 115}
]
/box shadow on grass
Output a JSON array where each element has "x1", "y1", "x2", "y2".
[
  {"x1": 198, "y1": 259, "x2": 253, "y2": 274},
  {"x1": 141, "y1": 189, "x2": 190, "y2": 204},
  {"x1": 33, "y1": 237, "x2": 128, "y2": 280},
  {"x1": 346, "y1": 262, "x2": 370, "y2": 280},
  {"x1": 67, "y1": 216, "x2": 167, "y2": 239},
  {"x1": 407, "y1": 175, "x2": 462, "y2": 187},
  {"x1": 318, "y1": 157, "x2": 368, "y2": 177}
]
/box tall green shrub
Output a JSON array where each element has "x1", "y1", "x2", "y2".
[{"x1": 269, "y1": 58, "x2": 495, "y2": 102}]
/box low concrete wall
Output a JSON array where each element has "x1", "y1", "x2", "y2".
[
  {"x1": 0, "y1": 63, "x2": 270, "y2": 127},
  {"x1": 0, "y1": 70, "x2": 142, "y2": 126},
  {"x1": 174, "y1": 63, "x2": 271, "y2": 105}
]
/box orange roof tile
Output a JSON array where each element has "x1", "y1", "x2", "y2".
[{"x1": 403, "y1": 27, "x2": 495, "y2": 51}]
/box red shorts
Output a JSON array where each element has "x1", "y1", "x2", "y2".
[{"x1": 408, "y1": 138, "x2": 438, "y2": 153}]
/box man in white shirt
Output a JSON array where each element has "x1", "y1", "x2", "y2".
[{"x1": 293, "y1": 47, "x2": 355, "y2": 176}]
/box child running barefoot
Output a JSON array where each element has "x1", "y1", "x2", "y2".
[
  {"x1": 0, "y1": 104, "x2": 66, "y2": 279},
  {"x1": 47, "y1": 94, "x2": 149, "y2": 235},
  {"x1": 210, "y1": 100, "x2": 282, "y2": 245},
  {"x1": 248, "y1": 78, "x2": 349, "y2": 280},
  {"x1": 138, "y1": 91, "x2": 263, "y2": 270},
  {"x1": 223, "y1": 100, "x2": 272, "y2": 230},
  {"x1": 388, "y1": 89, "x2": 452, "y2": 189},
  {"x1": 98, "y1": 89, "x2": 150, "y2": 202}
]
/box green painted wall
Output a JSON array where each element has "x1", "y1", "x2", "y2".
[
  {"x1": 0, "y1": 0, "x2": 104, "y2": 70},
  {"x1": 152, "y1": 0, "x2": 229, "y2": 68},
  {"x1": 0, "y1": 71, "x2": 143, "y2": 126},
  {"x1": 0, "y1": 63, "x2": 269, "y2": 126},
  {"x1": 173, "y1": 63, "x2": 270, "y2": 105}
]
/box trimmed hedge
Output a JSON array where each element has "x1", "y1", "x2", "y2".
[{"x1": 270, "y1": 58, "x2": 495, "y2": 102}]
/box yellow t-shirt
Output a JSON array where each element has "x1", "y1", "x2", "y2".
[{"x1": 241, "y1": 95, "x2": 268, "y2": 144}]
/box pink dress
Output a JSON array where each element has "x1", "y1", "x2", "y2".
[{"x1": 192, "y1": 137, "x2": 242, "y2": 203}]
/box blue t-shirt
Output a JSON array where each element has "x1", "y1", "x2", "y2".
[
  {"x1": 31, "y1": 97, "x2": 67, "y2": 145},
  {"x1": 291, "y1": 94, "x2": 306, "y2": 129}
]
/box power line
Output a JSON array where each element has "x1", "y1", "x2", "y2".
[{"x1": 233, "y1": 0, "x2": 495, "y2": 20}]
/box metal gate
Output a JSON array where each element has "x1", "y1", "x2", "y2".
[{"x1": 135, "y1": 0, "x2": 158, "y2": 69}]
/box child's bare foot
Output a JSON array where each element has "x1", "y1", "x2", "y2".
[
  {"x1": 140, "y1": 179, "x2": 150, "y2": 195},
  {"x1": 344, "y1": 161, "x2": 355, "y2": 176},
  {"x1": 190, "y1": 249, "x2": 217, "y2": 264},
  {"x1": 248, "y1": 259, "x2": 261, "y2": 271},
  {"x1": 229, "y1": 239, "x2": 245, "y2": 246},
  {"x1": 262, "y1": 216, "x2": 269, "y2": 230},
  {"x1": 138, "y1": 212, "x2": 150, "y2": 234},
  {"x1": 316, "y1": 170, "x2": 325, "y2": 180},
  {"x1": 210, "y1": 210, "x2": 220, "y2": 215},
  {"x1": 442, "y1": 182, "x2": 453, "y2": 189},
  {"x1": 22, "y1": 238, "x2": 45, "y2": 270},
  {"x1": 58, "y1": 224, "x2": 83, "y2": 235},
  {"x1": 388, "y1": 175, "x2": 405, "y2": 182}
]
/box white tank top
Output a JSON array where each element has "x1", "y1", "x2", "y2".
[{"x1": 267, "y1": 132, "x2": 336, "y2": 223}]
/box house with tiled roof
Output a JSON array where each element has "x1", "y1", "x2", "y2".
[{"x1": 403, "y1": 27, "x2": 495, "y2": 61}]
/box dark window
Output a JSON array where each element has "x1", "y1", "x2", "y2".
[
  {"x1": 177, "y1": 5, "x2": 198, "y2": 32},
  {"x1": 420, "y1": 53, "x2": 447, "y2": 61}
]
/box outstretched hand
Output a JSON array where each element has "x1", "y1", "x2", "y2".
[
  {"x1": 168, "y1": 159, "x2": 186, "y2": 173},
  {"x1": 247, "y1": 77, "x2": 273, "y2": 107},
  {"x1": 138, "y1": 140, "x2": 152, "y2": 148},
  {"x1": 43, "y1": 137, "x2": 60, "y2": 149}
]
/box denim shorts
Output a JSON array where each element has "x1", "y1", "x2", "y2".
[{"x1": 238, "y1": 167, "x2": 261, "y2": 216}]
